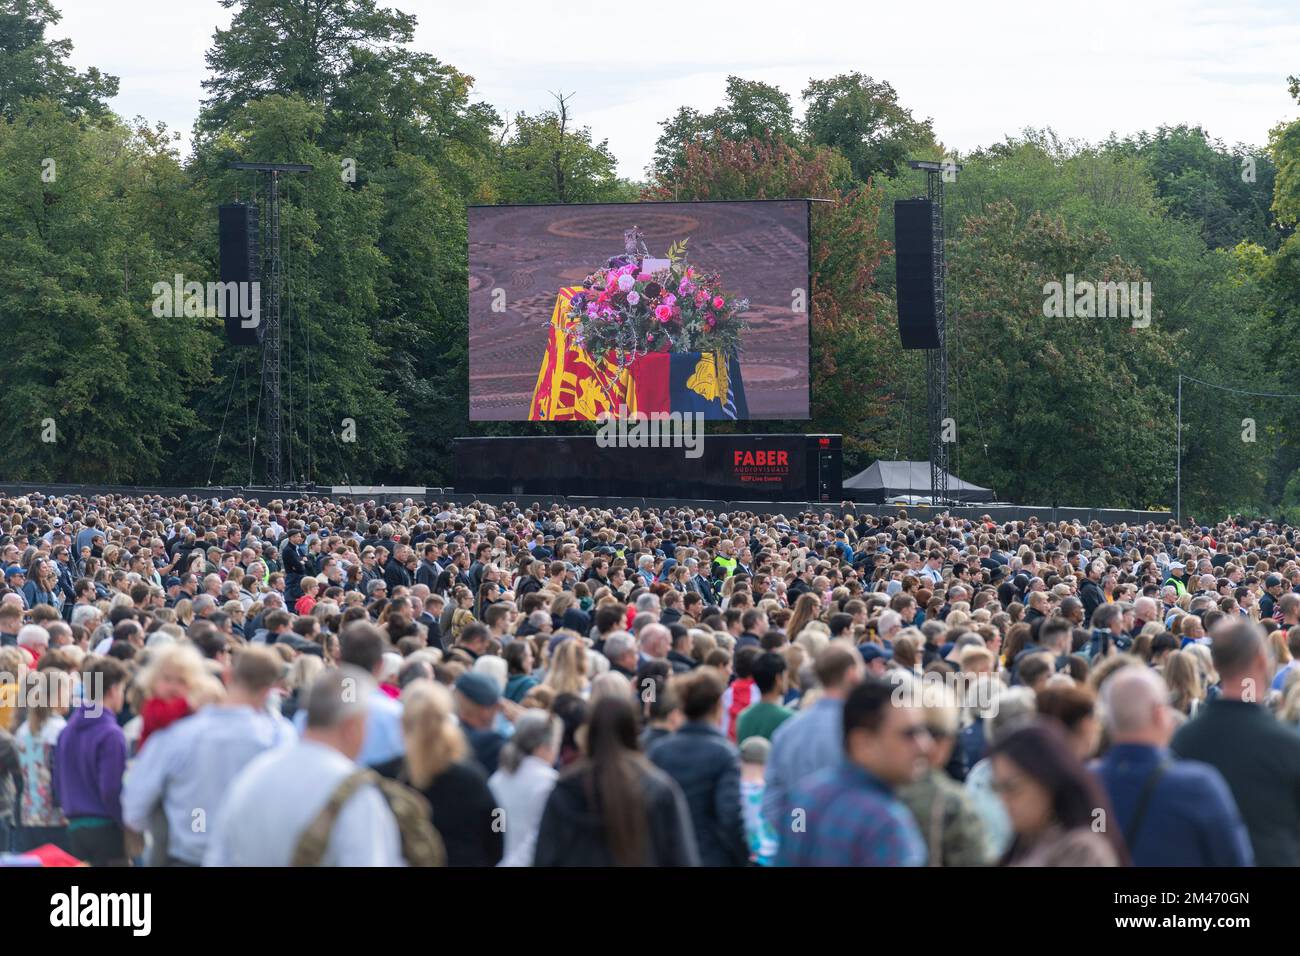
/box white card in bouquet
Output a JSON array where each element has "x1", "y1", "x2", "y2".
[{"x1": 641, "y1": 257, "x2": 671, "y2": 274}]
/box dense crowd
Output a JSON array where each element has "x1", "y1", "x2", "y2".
[{"x1": 2, "y1": 491, "x2": 1300, "y2": 867}]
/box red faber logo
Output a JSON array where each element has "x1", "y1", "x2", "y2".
[{"x1": 734, "y1": 450, "x2": 789, "y2": 467}]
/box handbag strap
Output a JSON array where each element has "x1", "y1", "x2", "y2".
[{"x1": 1123, "y1": 756, "x2": 1172, "y2": 852}]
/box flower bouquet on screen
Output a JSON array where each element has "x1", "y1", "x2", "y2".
[
  {"x1": 529, "y1": 230, "x2": 752, "y2": 421},
  {"x1": 567, "y1": 237, "x2": 750, "y2": 369}
]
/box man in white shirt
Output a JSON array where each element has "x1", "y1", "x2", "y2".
[
  {"x1": 204, "y1": 666, "x2": 403, "y2": 866},
  {"x1": 488, "y1": 711, "x2": 561, "y2": 866}
]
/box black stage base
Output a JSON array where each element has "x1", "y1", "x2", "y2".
[{"x1": 454, "y1": 434, "x2": 841, "y2": 502}]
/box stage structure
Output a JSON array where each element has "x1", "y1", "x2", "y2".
[
  {"x1": 897, "y1": 160, "x2": 961, "y2": 505},
  {"x1": 228, "y1": 161, "x2": 313, "y2": 488},
  {"x1": 455, "y1": 434, "x2": 841, "y2": 502}
]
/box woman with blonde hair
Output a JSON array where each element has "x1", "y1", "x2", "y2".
[
  {"x1": 1279, "y1": 677, "x2": 1300, "y2": 727},
  {"x1": 691, "y1": 630, "x2": 718, "y2": 664},
  {"x1": 543, "y1": 638, "x2": 590, "y2": 698},
  {"x1": 443, "y1": 586, "x2": 476, "y2": 643},
  {"x1": 1164, "y1": 650, "x2": 1205, "y2": 718},
  {"x1": 794, "y1": 626, "x2": 829, "y2": 663},
  {"x1": 1184, "y1": 641, "x2": 1220, "y2": 696},
  {"x1": 1267, "y1": 628, "x2": 1293, "y2": 675},
  {"x1": 786, "y1": 592, "x2": 822, "y2": 640},
  {"x1": 14, "y1": 669, "x2": 74, "y2": 851},
  {"x1": 376, "y1": 679, "x2": 502, "y2": 866}
]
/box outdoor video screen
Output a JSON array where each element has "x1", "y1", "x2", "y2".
[{"x1": 468, "y1": 200, "x2": 810, "y2": 421}]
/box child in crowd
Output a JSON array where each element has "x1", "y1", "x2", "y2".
[
  {"x1": 133, "y1": 644, "x2": 214, "y2": 751},
  {"x1": 294, "y1": 577, "x2": 320, "y2": 616},
  {"x1": 739, "y1": 736, "x2": 779, "y2": 866}
]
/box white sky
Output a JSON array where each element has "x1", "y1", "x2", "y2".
[{"x1": 55, "y1": 0, "x2": 1300, "y2": 178}]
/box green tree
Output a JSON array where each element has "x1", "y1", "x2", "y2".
[
  {"x1": 801, "y1": 72, "x2": 937, "y2": 183},
  {"x1": 0, "y1": 0, "x2": 117, "y2": 120},
  {"x1": 1105, "y1": 124, "x2": 1279, "y2": 250},
  {"x1": 496, "y1": 97, "x2": 634, "y2": 204},
  {"x1": 650, "y1": 76, "x2": 796, "y2": 178},
  {"x1": 948, "y1": 201, "x2": 1177, "y2": 507},
  {"x1": 0, "y1": 101, "x2": 210, "y2": 481},
  {"x1": 199, "y1": 0, "x2": 416, "y2": 135}
]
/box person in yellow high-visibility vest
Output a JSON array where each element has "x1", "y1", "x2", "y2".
[
  {"x1": 1162, "y1": 561, "x2": 1188, "y2": 598},
  {"x1": 711, "y1": 539, "x2": 738, "y2": 582}
]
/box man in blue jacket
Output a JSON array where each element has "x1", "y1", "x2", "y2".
[{"x1": 1095, "y1": 665, "x2": 1253, "y2": 866}]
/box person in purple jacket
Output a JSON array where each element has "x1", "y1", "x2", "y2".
[{"x1": 52, "y1": 656, "x2": 130, "y2": 866}]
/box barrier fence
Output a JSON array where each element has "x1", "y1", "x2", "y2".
[{"x1": 0, "y1": 482, "x2": 1175, "y2": 525}]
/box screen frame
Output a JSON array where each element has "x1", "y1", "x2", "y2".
[{"x1": 466, "y1": 197, "x2": 815, "y2": 422}]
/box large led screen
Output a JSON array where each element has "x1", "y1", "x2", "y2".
[{"x1": 468, "y1": 200, "x2": 810, "y2": 421}]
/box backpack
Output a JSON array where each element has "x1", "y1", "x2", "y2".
[{"x1": 291, "y1": 768, "x2": 446, "y2": 867}]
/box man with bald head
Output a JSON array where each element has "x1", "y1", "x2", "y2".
[
  {"x1": 638, "y1": 623, "x2": 671, "y2": 665},
  {"x1": 1171, "y1": 620, "x2": 1300, "y2": 866},
  {"x1": 1131, "y1": 596, "x2": 1159, "y2": 636},
  {"x1": 1093, "y1": 666, "x2": 1251, "y2": 866}
]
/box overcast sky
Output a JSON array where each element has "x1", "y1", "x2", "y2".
[{"x1": 55, "y1": 0, "x2": 1300, "y2": 178}]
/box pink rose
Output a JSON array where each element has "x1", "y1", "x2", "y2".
[
  {"x1": 712, "y1": 296, "x2": 725, "y2": 309},
  {"x1": 638, "y1": 272, "x2": 653, "y2": 282},
  {"x1": 655, "y1": 304, "x2": 672, "y2": 322}
]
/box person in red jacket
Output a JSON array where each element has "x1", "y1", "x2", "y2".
[{"x1": 720, "y1": 646, "x2": 762, "y2": 742}]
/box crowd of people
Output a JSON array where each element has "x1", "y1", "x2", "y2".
[{"x1": 1, "y1": 491, "x2": 1299, "y2": 867}]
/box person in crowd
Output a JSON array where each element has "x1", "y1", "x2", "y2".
[
  {"x1": 454, "y1": 671, "x2": 508, "y2": 775},
  {"x1": 205, "y1": 667, "x2": 403, "y2": 866},
  {"x1": 122, "y1": 646, "x2": 293, "y2": 865},
  {"x1": 503, "y1": 640, "x2": 539, "y2": 703},
  {"x1": 489, "y1": 709, "x2": 562, "y2": 867},
  {"x1": 51, "y1": 656, "x2": 130, "y2": 866},
  {"x1": 376, "y1": 679, "x2": 502, "y2": 867},
  {"x1": 647, "y1": 668, "x2": 747, "y2": 866},
  {"x1": 1171, "y1": 620, "x2": 1300, "y2": 866},
  {"x1": 897, "y1": 684, "x2": 989, "y2": 866},
  {"x1": 990, "y1": 721, "x2": 1125, "y2": 866},
  {"x1": 133, "y1": 642, "x2": 213, "y2": 751},
  {"x1": 534, "y1": 696, "x2": 699, "y2": 866},
  {"x1": 1095, "y1": 665, "x2": 1253, "y2": 866},
  {"x1": 14, "y1": 668, "x2": 74, "y2": 851},
  {"x1": 763, "y1": 642, "x2": 863, "y2": 830},
  {"x1": 775, "y1": 678, "x2": 930, "y2": 866},
  {"x1": 738, "y1": 735, "x2": 779, "y2": 866},
  {"x1": 964, "y1": 685, "x2": 1037, "y2": 862},
  {"x1": 736, "y1": 651, "x2": 794, "y2": 744}
]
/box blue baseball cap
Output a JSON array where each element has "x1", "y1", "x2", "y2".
[
  {"x1": 4, "y1": 565, "x2": 26, "y2": 579},
  {"x1": 859, "y1": 644, "x2": 892, "y2": 664}
]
